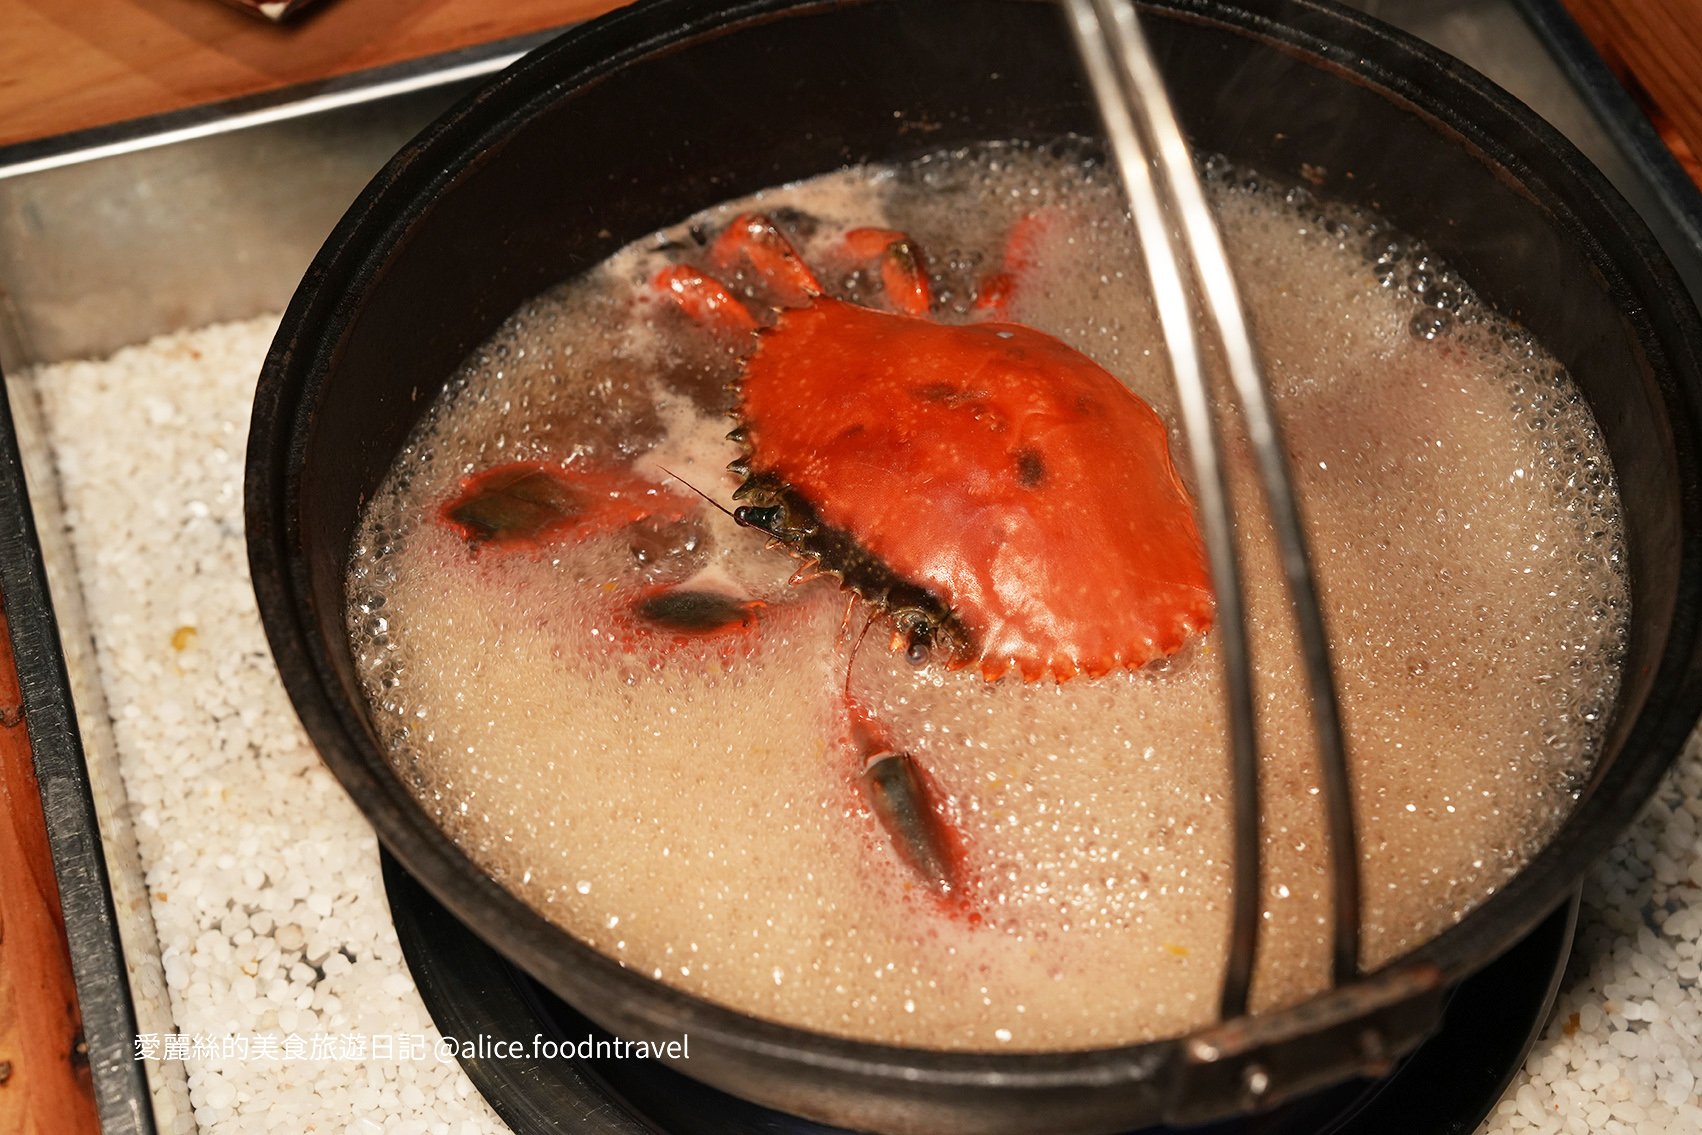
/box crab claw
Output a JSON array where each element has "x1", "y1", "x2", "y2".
[
  {"x1": 864, "y1": 751, "x2": 960, "y2": 894},
  {"x1": 843, "y1": 228, "x2": 932, "y2": 316},
  {"x1": 846, "y1": 699, "x2": 965, "y2": 898},
  {"x1": 631, "y1": 584, "x2": 762, "y2": 636},
  {"x1": 441, "y1": 463, "x2": 690, "y2": 550}
]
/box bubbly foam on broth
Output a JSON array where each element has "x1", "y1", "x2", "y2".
[{"x1": 348, "y1": 144, "x2": 1627, "y2": 1049}]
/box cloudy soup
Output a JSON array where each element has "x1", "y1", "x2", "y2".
[{"x1": 347, "y1": 144, "x2": 1627, "y2": 1050}]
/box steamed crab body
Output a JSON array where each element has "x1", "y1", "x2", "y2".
[{"x1": 657, "y1": 213, "x2": 1215, "y2": 682}]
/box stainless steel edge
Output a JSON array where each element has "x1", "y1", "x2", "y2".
[
  {"x1": 0, "y1": 27, "x2": 569, "y2": 184},
  {"x1": 0, "y1": 82, "x2": 484, "y2": 367},
  {"x1": 2, "y1": 365, "x2": 192, "y2": 1130},
  {"x1": 0, "y1": 367, "x2": 157, "y2": 1135}
]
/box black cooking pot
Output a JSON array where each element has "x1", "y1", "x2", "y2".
[{"x1": 245, "y1": 1, "x2": 1702, "y2": 1132}]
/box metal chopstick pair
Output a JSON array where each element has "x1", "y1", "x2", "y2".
[{"x1": 1062, "y1": 0, "x2": 1360, "y2": 1019}]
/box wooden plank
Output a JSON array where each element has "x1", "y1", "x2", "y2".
[
  {"x1": 0, "y1": 602, "x2": 98, "y2": 1134},
  {"x1": 1558, "y1": 0, "x2": 1702, "y2": 189},
  {"x1": 0, "y1": 0, "x2": 626, "y2": 150}
]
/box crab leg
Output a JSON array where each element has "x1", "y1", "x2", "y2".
[
  {"x1": 973, "y1": 208, "x2": 1055, "y2": 316},
  {"x1": 843, "y1": 228, "x2": 932, "y2": 316},
  {"x1": 710, "y1": 214, "x2": 821, "y2": 306},
  {"x1": 653, "y1": 265, "x2": 758, "y2": 335}
]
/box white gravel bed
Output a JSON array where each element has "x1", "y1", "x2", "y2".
[
  {"x1": 30, "y1": 315, "x2": 1702, "y2": 1134},
  {"x1": 36, "y1": 316, "x2": 509, "y2": 1135},
  {"x1": 1479, "y1": 735, "x2": 1702, "y2": 1135}
]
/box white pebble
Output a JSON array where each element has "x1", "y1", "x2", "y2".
[
  {"x1": 1482, "y1": 734, "x2": 1702, "y2": 1134},
  {"x1": 202, "y1": 1074, "x2": 236, "y2": 1110}
]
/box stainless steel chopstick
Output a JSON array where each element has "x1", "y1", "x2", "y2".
[{"x1": 1062, "y1": 0, "x2": 1360, "y2": 1018}]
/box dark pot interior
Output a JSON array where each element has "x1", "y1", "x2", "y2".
[{"x1": 246, "y1": 1, "x2": 1702, "y2": 1132}]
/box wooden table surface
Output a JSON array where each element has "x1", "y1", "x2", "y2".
[
  {"x1": 0, "y1": 0, "x2": 626, "y2": 151},
  {"x1": 3, "y1": 0, "x2": 1698, "y2": 189},
  {"x1": 0, "y1": 603, "x2": 97, "y2": 1134},
  {"x1": 1558, "y1": 0, "x2": 1702, "y2": 189}
]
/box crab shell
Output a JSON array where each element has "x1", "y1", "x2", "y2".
[{"x1": 732, "y1": 296, "x2": 1214, "y2": 681}]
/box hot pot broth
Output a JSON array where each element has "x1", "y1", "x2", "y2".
[{"x1": 347, "y1": 146, "x2": 1626, "y2": 1050}]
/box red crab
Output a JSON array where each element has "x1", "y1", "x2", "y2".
[
  {"x1": 655, "y1": 212, "x2": 1214, "y2": 908},
  {"x1": 656, "y1": 212, "x2": 1214, "y2": 682}
]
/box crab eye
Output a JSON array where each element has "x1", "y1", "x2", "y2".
[
  {"x1": 733, "y1": 504, "x2": 785, "y2": 535},
  {"x1": 904, "y1": 628, "x2": 932, "y2": 668}
]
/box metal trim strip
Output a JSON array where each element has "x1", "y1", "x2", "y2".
[{"x1": 0, "y1": 27, "x2": 571, "y2": 183}]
